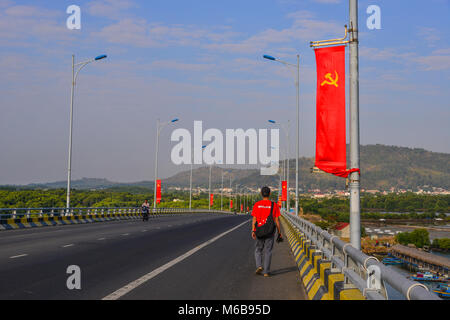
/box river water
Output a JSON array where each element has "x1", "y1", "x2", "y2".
[{"x1": 383, "y1": 251, "x2": 449, "y2": 300}]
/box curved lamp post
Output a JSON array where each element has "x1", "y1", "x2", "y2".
[
  {"x1": 263, "y1": 54, "x2": 300, "y2": 216},
  {"x1": 66, "y1": 54, "x2": 107, "y2": 209},
  {"x1": 153, "y1": 118, "x2": 179, "y2": 209},
  {"x1": 268, "y1": 119, "x2": 291, "y2": 212},
  {"x1": 189, "y1": 145, "x2": 206, "y2": 210}
]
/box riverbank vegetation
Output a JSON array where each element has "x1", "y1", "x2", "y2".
[
  {"x1": 431, "y1": 238, "x2": 450, "y2": 251},
  {"x1": 394, "y1": 229, "x2": 431, "y2": 248},
  {"x1": 0, "y1": 189, "x2": 448, "y2": 220},
  {"x1": 300, "y1": 193, "x2": 449, "y2": 223},
  {"x1": 0, "y1": 188, "x2": 258, "y2": 211}
]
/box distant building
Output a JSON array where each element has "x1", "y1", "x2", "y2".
[{"x1": 334, "y1": 222, "x2": 350, "y2": 239}]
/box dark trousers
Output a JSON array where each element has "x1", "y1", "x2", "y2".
[{"x1": 255, "y1": 234, "x2": 275, "y2": 274}]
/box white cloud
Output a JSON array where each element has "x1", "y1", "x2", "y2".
[
  {"x1": 151, "y1": 60, "x2": 215, "y2": 72},
  {"x1": 417, "y1": 26, "x2": 441, "y2": 46},
  {"x1": 361, "y1": 46, "x2": 450, "y2": 71},
  {"x1": 414, "y1": 55, "x2": 450, "y2": 71},
  {"x1": 0, "y1": 0, "x2": 13, "y2": 8},
  {"x1": 4, "y1": 5, "x2": 58, "y2": 17},
  {"x1": 87, "y1": 0, "x2": 137, "y2": 19},
  {"x1": 278, "y1": 0, "x2": 340, "y2": 4},
  {"x1": 0, "y1": 3, "x2": 73, "y2": 44},
  {"x1": 92, "y1": 18, "x2": 238, "y2": 48},
  {"x1": 91, "y1": 9, "x2": 342, "y2": 54},
  {"x1": 204, "y1": 11, "x2": 342, "y2": 54},
  {"x1": 312, "y1": 0, "x2": 341, "y2": 3}
]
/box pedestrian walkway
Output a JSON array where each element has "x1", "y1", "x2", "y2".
[{"x1": 244, "y1": 224, "x2": 308, "y2": 300}]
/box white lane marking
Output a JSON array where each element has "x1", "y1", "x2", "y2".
[
  {"x1": 62, "y1": 244, "x2": 74, "y2": 248},
  {"x1": 141, "y1": 230, "x2": 148, "y2": 232},
  {"x1": 98, "y1": 238, "x2": 106, "y2": 241},
  {"x1": 102, "y1": 219, "x2": 249, "y2": 300},
  {"x1": 122, "y1": 233, "x2": 129, "y2": 236},
  {"x1": 10, "y1": 254, "x2": 28, "y2": 259}
]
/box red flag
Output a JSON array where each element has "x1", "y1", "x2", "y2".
[
  {"x1": 210, "y1": 194, "x2": 214, "y2": 207},
  {"x1": 230, "y1": 199, "x2": 233, "y2": 209},
  {"x1": 281, "y1": 181, "x2": 287, "y2": 201},
  {"x1": 240, "y1": 204, "x2": 243, "y2": 212},
  {"x1": 156, "y1": 180, "x2": 162, "y2": 204},
  {"x1": 314, "y1": 46, "x2": 359, "y2": 178}
]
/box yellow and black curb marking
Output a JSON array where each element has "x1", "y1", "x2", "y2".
[
  {"x1": 281, "y1": 216, "x2": 365, "y2": 300},
  {"x1": 0, "y1": 213, "x2": 143, "y2": 231}
]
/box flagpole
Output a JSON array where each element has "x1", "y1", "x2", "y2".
[{"x1": 349, "y1": 0, "x2": 361, "y2": 250}]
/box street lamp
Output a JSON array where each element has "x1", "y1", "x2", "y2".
[
  {"x1": 209, "y1": 163, "x2": 212, "y2": 211},
  {"x1": 263, "y1": 54, "x2": 300, "y2": 216},
  {"x1": 189, "y1": 145, "x2": 206, "y2": 210},
  {"x1": 221, "y1": 169, "x2": 225, "y2": 211},
  {"x1": 66, "y1": 54, "x2": 107, "y2": 209},
  {"x1": 229, "y1": 176, "x2": 233, "y2": 212},
  {"x1": 268, "y1": 119, "x2": 291, "y2": 212},
  {"x1": 153, "y1": 118, "x2": 179, "y2": 209}
]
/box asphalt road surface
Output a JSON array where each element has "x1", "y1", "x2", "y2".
[{"x1": 0, "y1": 213, "x2": 307, "y2": 300}]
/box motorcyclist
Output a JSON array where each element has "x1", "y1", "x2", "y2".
[{"x1": 141, "y1": 200, "x2": 150, "y2": 221}]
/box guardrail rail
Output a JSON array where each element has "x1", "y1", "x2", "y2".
[
  {"x1": 281, "y1": 211, "x2": 441, "y2": 300},
  {"x1": 0, "y1": 207, "x2": 241, "y2": 231}
]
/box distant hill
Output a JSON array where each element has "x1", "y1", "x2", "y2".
[
  {"x1": 164, "y1": 144, "x2": 450, "y2": 191},
  {"x1": 8, "y1": 178, "x2": 155, "y2": 191},
  {"x1": 3, "y1": 145, "x2": 449, "y2": 192},
  {"x1": 26, "y1": 178, "x2": 119, "y2": 190}
]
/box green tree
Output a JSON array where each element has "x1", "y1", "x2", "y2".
[{"x1": 396, "y1": 229, "x2": 430, "y2": 248}]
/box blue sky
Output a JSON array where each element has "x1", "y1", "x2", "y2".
[{"x1": 0, "y1": 0, "x2": 449, "y2": 184}]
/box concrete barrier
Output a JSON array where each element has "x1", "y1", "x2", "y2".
[
  {"x1": 281, "y1": 216, "x2": 365, "y2": 300},
  {"x1": 0, "y1": 213, "x2": 142, "y2": 231},
  {"x1": 0, "y1": 209, "x2": 237, "y2": 231}
]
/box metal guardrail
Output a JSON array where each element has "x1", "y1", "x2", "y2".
[
  {"x1": 282, "y1": 211, "x2": 441, "y2": 300},
  {"x1": 0, "y1": 207, "x2": 236, "y2": 219}
]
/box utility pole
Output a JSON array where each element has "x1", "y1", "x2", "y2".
[
  {"x1": 349, "y1": 0, "x2": 361, "y2": 250},
  {"x1": 153, "y1": 119, "x2": 160, "y2": 210},
  {"x1": 286, "y1": 120, "x2": 290, "y2": 213},
  {"x1": 189, "y1": 148, "x2": 193, "y2": 210},
  {"x1": 221, "y1": 169, "x2": 224, "y2": 211},
  {"x1": 295, "y1": 54, "x2": 300, "y2": 216},
  {"x1": 66, "y1": 55, "x2": 75, "y2": 210},
  {"x1": 209, "y1": 164, "x2": 212, "y2": 211},
  {"x1": 229, "y1": 176, "x2": 232, "y2": 211}
]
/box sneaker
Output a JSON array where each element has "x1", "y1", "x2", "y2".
[
  {"x1": 255, "y1": 267, "x2": 263, "y2": 275},
  {"x1": 263, "y1": 273, "x2": 270, "y2": 277}
]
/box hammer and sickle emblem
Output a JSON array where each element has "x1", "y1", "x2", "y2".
[{"x1": 321, "y1": 71, "x2": 339, "y2": 87}]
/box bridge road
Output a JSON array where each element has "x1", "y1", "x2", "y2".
[{"x1": 0, "y1": 213, "x2": 307, "y2": 300}]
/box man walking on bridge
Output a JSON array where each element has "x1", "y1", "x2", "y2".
[{"x1": 251, "y1": 186, "x2": 283, "y2": 277}]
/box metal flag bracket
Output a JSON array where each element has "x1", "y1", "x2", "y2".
[
  {"x1": 310, "y1": 166, "x2": 326, "y2": 174},
  {"x1": 310, "y1": 25, "x2": 350, "y2": 48}
]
